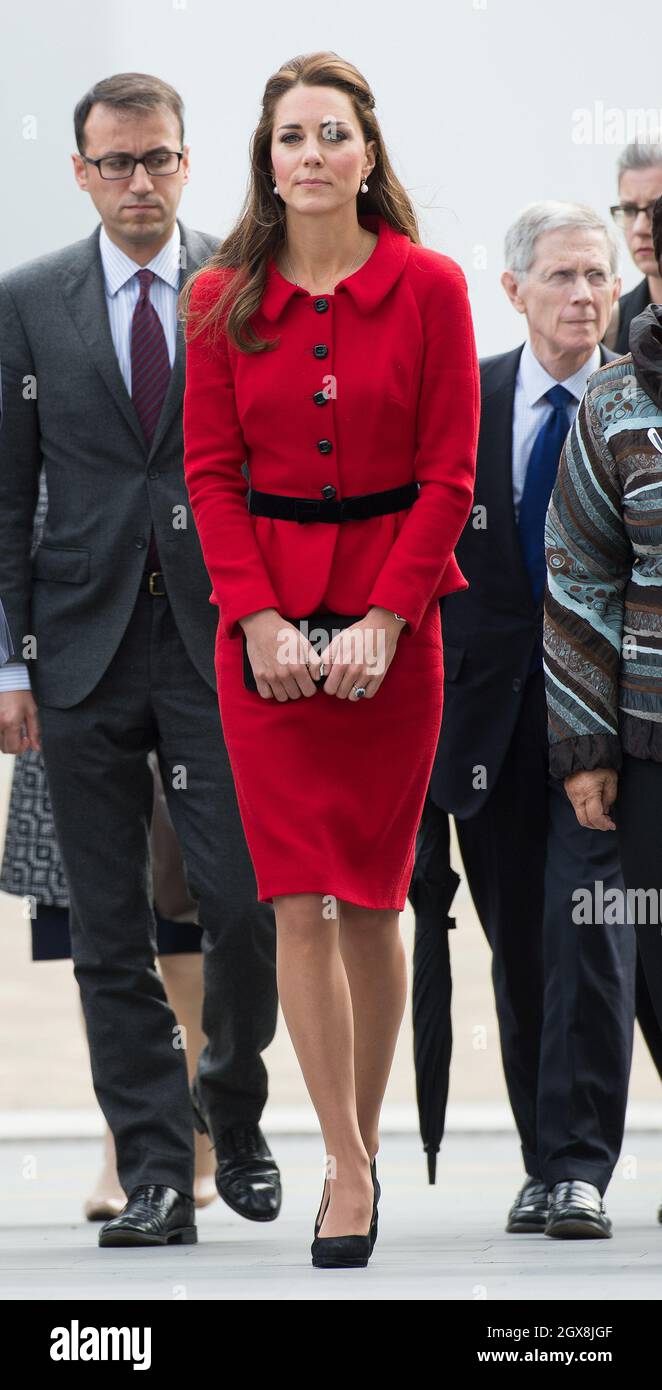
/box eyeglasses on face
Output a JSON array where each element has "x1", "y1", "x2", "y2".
[
  {"x1": 81, "y1": 149, "x2": 184, "y2": 180},
  {"x1": 610, "y1": 201, "x2": 659, "y2": 226}
]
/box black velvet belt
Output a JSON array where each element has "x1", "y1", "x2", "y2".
[{"x1": 247, "y1": 481, "x2": 420, "y2": 524}]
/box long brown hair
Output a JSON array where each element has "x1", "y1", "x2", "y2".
[{"x1": 178, "y1": 51, "x2": 421, "y2": 355}]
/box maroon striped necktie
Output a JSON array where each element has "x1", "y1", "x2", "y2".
[{"x1": 131, "y1": 268, "x2": 171, "y2": 570}]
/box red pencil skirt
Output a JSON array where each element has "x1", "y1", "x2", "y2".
[{"x1": 214, "y1": 599, "x2": 444, "y2": 910}]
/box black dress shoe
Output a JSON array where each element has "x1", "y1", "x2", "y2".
[
  {"x1": 506, "y1": 1176, "x2": 549, "y2": 1233},
  {"x1": 215, "y1": 1123, "x2": 282, "y2": 1222},
  {"x1": 98, "y1": 1185, "x2": 196, "y2": 1247},
  {"x1": 191, "y1": 1079, "x2": 281, "y2": 1222},
  {"x1": 545, "y1": 1181, "x2": 612, "y2": 1239}
]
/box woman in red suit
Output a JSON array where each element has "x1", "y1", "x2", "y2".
[{"x1": 182, "y1": 51, "x2": 479, "y2": 1268}]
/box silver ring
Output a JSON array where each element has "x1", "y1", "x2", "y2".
[{"x1": 353, "y1": 686, "x2": 367, "y2": 699}]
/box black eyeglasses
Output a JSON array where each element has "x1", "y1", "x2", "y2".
[
  {"x1": 610, "y1": 201, "x2": 659, "y2": 226},
  {"x1": 81, "y1": 149, "x2": 184, "y2": 180}
]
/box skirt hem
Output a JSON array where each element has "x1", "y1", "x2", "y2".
[{"x1": 257, "y1": 883, "x2": 408, "y2": 912}]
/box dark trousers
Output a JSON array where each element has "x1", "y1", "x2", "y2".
[
  {"x1": 615, "y1": 754, "x2": 662, "y2": 1033},
  {"x1": 37, "y1": 587, "x2": 278, "y2": 1197},
  {"x1": 453, "y1": 670, "x2": 635, "y2": 1195}
]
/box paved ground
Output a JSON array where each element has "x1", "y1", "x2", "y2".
[{"x1": 0, "y1": 1132, "x2": 660, "y2": 1301}]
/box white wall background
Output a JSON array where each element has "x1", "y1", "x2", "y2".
[{"x1": 1, "y1": 0, "x2": 660, "y2": 355}]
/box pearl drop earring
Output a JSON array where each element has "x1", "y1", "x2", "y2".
[
  {"x1": 273, "y1": 182, "x2": 280, "y2": 196},
  {"x1": 360, "y1": 179, "x2": 369, "y2": 193}
]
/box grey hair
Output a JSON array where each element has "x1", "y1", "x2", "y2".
[
  {"x1": 504, "y1": 200, "x2": 619, "y2": 279},
  {"x1": 617, "y1": 138, "x2": 662, "y2": 182}
]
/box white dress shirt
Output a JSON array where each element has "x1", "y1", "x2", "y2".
[
  {"x1": 0, "y1": 222, "x2": 181, "y2": 693},
  {"x1": 98, "y1": 220, "x2": 181, "y2": 389},
  {"x1": 511, "y1": 339, "x2": 602, "y2": 522}
]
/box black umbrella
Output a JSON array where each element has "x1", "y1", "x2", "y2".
[{"x1": 407, "y1": 792, "x2": 460, "y2": 1183}]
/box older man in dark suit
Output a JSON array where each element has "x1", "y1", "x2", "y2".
[
  {"x1": 0, "y1": 73, "x2": 280, "y2": 1246},
  {"x1": 428, "y1": 202, "x2": 636, "y2": 1238}
]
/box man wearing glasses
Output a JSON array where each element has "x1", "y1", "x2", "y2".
[
  {"x1": 0, "y1": 73, "x2": 281, "y2": 1247},
  {"x1": 605, "y1": 137, "x2": 662, "y2": 354},
  {"x1": 604, "y1": 138, "x2": 662, "y2": 1089}
]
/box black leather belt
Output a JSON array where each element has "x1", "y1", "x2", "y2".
[
  {"x1": 139, "y1": 569, "x2": 167, "y2": 596},
  {"x1": 247, "y1": 481, "x2": 420, "y2": 524}
]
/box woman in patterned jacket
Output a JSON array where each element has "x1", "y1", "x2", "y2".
[{"x1": 543, "y1": 194, "x2": 662, "y2": 1039}]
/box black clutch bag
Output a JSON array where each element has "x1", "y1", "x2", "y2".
[{"x1": 242, "y1": 609, "x2": 363, "y2": 693}]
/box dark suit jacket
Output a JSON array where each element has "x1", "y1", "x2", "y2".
[
  {"x1": 429, "y1": 341, "x2": 616, "y2": 819},
  {"x1": 0, "y1": 218, "x2": 219, "y2": 707},
  {"x1": 613, "y1": 277, "x2": 651, "y2": 356}
]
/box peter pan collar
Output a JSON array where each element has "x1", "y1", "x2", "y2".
[{"x1": 259, "y1": 213, "x2": 411, "y2": 321}]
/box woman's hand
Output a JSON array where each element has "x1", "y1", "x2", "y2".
[
  {"x1": 239, "y1": 609, "x2": 322, "y2": 701},
  {"x1": 319, "y1": 607, "x2": 405, "y2": 700},
  {"x1": 563, "y1": 768, "x2": 618, "y2": 831}
]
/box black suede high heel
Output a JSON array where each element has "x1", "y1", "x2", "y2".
[
  {"x1": 369, "y1": 1157, "x2": 381, "y2": 1253},
  {"x1": 314, "y1": 1159, "x2": 380, "y2": 1240},
  {"x1": 311, "y1": 1161, "x2": 378, "y2": 1268},
  {"x1": 311, "y1": 1230, "x2": 371, "y2": 1268},
  {"x1": 313, "y1": 1176, "x2": 330, "y2": 1238}
]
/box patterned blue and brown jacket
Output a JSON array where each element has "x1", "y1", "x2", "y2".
[{"x1": 544, "y1": 306, "x2": 662, "y2": 777}]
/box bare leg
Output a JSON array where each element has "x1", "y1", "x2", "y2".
[
  {"x1": 313, "y1": 901, "x2": 406, "y2": 1226},
  {"x1": 273, "y1": 892, "x2": 375, "y2": 1239},
  {"x1": 338, "y1": 900, "x2": 407, "y2": 1160},
  {"x1": 158, "y1": 951, "x2": 217, "y2": 1202}
]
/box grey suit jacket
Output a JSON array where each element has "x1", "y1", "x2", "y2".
[{"x1": 0, "y1": 218, "x2": 220, "y2": 707}]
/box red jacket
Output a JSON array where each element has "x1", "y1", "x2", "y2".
[{"x1": 183, "y1": 212, "x2": 480, "y2": 640}]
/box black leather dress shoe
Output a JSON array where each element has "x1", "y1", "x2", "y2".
[
  {"x1": 98, "y1": 1185, "x2": 196, "y2": 1247},
  {"x1": 191, "y1": 1082, "x2": 281, "y2": 1222},
  {"x1": 506, "y1": 1176, "x2": 550, "y2": 1232},
  {"x1": 545, "y1": 1181, "x2": 612, "y2": 1239}
]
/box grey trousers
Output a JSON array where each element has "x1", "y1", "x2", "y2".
[{"x1": 37, "y1": 587, "x2": 278, "y2": 1197}]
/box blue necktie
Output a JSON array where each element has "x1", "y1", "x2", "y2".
[{"x1": 517, "y1": 383, "x2": 574, "y2": 605}]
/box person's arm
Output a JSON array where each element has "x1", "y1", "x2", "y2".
[
  {"x1": 543, "y1": 384, "x2": 631, "y2": 778},
  {"x1": 183, "y1": 272, "x2": 282, "y2": 640},
  {"x1": 365, "y1": 259, "x2": 480, "y2": 634},
  {"x1": 0, "y1": 279, "x2": 41, "y2": 669},
  {"x1": 0, "y1": 595, "x2": 31, "y2": 689}
]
